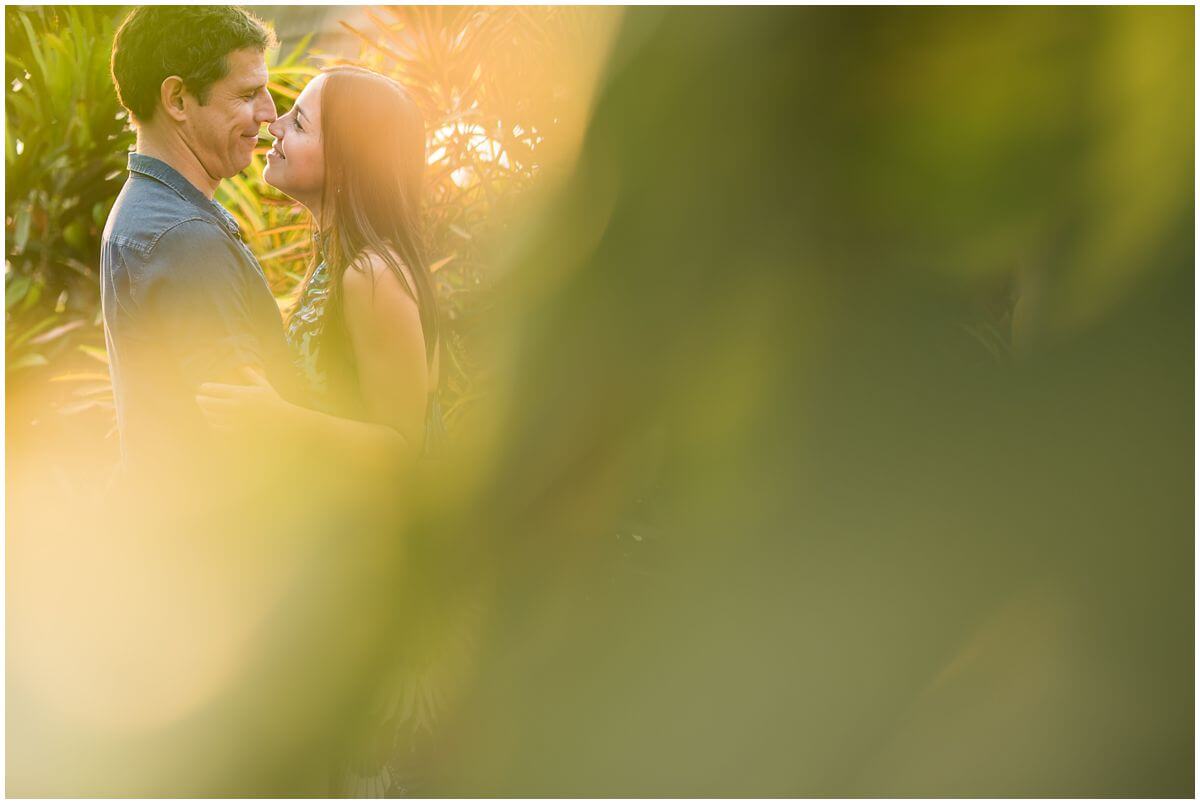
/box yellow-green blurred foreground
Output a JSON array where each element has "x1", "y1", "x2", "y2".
[{"x1": 7, "y1": 6, "x2": 1194, "y2": 796}]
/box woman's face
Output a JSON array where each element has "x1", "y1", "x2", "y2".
[{"x1": 263, "y1": 73, "x2": 326, "y2": 209}]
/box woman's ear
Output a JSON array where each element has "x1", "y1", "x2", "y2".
[{"x1": 160, "y1": 76, "x2": 188, "y2": 123}]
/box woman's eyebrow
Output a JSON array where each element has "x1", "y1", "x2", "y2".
[{"x1": 295, "y1": 104, "x2": 309, "y2": 123}]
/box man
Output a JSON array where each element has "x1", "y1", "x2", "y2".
[{"x1": 102, "y1": 6, "x2": 297, "y2": 471}]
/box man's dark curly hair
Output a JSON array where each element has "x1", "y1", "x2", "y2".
[{"x1": 110, "y1": 6, "x2": 276, "y2": 124}]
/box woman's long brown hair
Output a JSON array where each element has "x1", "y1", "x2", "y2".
[{"x1": 312, "y1": 66, "x2": 440, "y2": 373}]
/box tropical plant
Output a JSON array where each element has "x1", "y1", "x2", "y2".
[
  {"x1": 336, "y1": 6, "x2": 607, "y2": 427},
  {"x1": 5, "y1": 6, "x2": 131, "y2": 383}
]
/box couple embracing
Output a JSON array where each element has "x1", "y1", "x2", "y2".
[
  {"x1": 103, "y1": 6, "x2": 440, "y2": 480},
  {"x1": 99, "y1": 8, "x2": 440, "y2": 794}
]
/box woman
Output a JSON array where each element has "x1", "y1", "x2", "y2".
[
  {"x1": 196, "y1": 67, "x2": 444, "y2": 797},
  {"x1": 196, "y1": 66, "x2": 441, "y2": 463}
]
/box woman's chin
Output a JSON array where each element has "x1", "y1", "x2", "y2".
[
  {"x1": 263, "y1": 173, "x2": 300, "y2": 205},
  {"x1": 261, "y1": 166, "x2": 308, "y2": 208}
]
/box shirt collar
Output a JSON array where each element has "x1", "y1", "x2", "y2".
[{"x1": 126, "y1": 152, "x2": 242, "y2": 239}]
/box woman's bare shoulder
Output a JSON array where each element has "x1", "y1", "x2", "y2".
[{"x1": 342, "y1": 247, "x2": 418, "y2": 305}]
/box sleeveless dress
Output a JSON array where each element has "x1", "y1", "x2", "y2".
[
  {"x1": 285, "y1": 232, "x2": 446, "y2": 454},
  {"x1": 284, "y1": 232, "x2": 445, "y2": 797}
]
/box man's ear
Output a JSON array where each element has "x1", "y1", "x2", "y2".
[{"x1": 160, "y1": 76, "x2": 188, "y2": 123}]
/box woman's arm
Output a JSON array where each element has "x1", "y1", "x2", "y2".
[{"x1": 341, "y1": 250, "x2": 429, "y2": 449}]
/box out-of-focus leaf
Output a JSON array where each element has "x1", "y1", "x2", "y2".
[
  {"x1": 12, "y1": 206, "x2": 32, "y2": 253},
  {"x1": 55, "y1": 397, "x2": 99, "y2": 415},
  {"x1": 69, "y1": 381, "x2": 112, "y2": 398},
  {"x1": 77, "y1": 344, "x2": 109, "y2": 364},
  {"x1": 6, "y1": 274, "x2": 33, "y2": 310},
  {"x1": 8, "y1": 352, "x2": 48, "y2": 372},
  {"x1": 49, "y1": 371, "x2": 110, "y2": 382},
  {"x1": 260, "y1": 239, "x2": 311, "y2": 262},
  {"x1": 28, "y1": 318, "x2": 84, "y2": 345}
]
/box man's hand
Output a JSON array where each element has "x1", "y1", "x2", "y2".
[{"x1": 196, "y1": 365, "x2": 295, "y2": 434}]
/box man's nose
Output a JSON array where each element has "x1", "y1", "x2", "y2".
[{"x1": 257, "y1": 92, "x2": 278, "y2": 125}]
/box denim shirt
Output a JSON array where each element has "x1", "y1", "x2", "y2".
[{"x1": 100, "y1": 153, "x2": 297, "y2": 468}]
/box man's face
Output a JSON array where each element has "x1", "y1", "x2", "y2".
[{"x1": 182, "y1": 47, "x2": 276, "y2": 181}]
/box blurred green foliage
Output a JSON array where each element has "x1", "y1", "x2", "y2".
[
  {"x1": 4, "y1": 5, "x2": 1193, "y2": 798},
  {"x1": 399, "y1": 6, "x2": 1193, "y2": 796}
]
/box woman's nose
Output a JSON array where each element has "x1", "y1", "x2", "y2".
[{"x1": 267, "y1": 118, "x2": 283, "y2": 139}]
